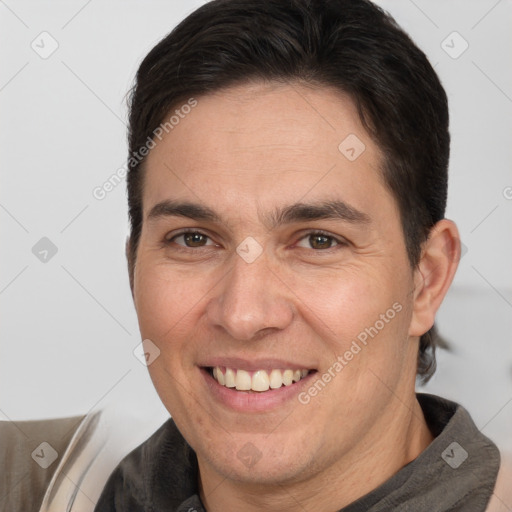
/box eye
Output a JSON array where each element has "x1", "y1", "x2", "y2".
[
  {"x1": 168, "y1": 231, "x2": 215, "y2": 248},
  {"x1": 296, "y1": 232, "x2": 344, "y2": 250}
]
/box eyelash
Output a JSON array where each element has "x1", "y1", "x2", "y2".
[
  {"x1": 165, "y1": 230, "x2": 217, "y2": 250},
  {"x1": 164, "y1": 229, "x2": 347, "y2": 251},
  {"x1": 295, "y1": 229, "x2": 347, "y2": 249}
]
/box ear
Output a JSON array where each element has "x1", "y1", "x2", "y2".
[
  {"x1": 409, "y1": 219, "x2": 461, "y2": 337},
  {"x1": 125, "y1": 236, "x2": 135, "y2": 298}
]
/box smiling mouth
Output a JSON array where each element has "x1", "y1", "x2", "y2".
[{"x1": 206, "y1": 367, "x2": 314, "y2": 393}]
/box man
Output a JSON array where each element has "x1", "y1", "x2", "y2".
[{"x1": 95, "y1": 0, "x2": 509, "y2": 510}]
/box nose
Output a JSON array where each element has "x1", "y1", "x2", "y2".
[{"x1": 205, "y1": 249, "x2": 294, "y2": 341}]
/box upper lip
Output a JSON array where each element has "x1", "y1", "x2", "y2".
[{"x1": 199, "y1": 357, "x2": 317, "y2": 371}]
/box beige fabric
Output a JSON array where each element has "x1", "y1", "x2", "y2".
[
  {"x1": 39, "y1": 403, "x2": 169, "y2": 511},
  {"x1": 486, "y1": 452, "x2": 512, "y2": 512},
  {"x1": 0, "y1": 416, "x2": 84, "y2": 512}
]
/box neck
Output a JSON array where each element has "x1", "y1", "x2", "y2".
[{"x1": 199, "y1": 394, "x2": 434, "y2": 512}]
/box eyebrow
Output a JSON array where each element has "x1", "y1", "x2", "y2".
[
  {"x1": 266, "y1": 200, "x2": 371, "y2": 228},
  {"x1": 147, "y1": 201, "x2": 221, "y2": 223},
  {"x1": 146, "y1": 199, "x2": 371, "y2": 228}
]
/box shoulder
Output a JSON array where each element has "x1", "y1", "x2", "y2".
[
  {"x1": 94, "y1": 419, "x2": 170, "y2": 512},
  {"x1": 94, "y1": 418, "x2": 197, "y2": 512}
]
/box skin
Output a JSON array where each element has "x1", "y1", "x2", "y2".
[{"x1": 129, "y1": 81, "x2": 460, "y2": 511}]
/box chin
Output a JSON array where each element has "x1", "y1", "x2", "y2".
[{"x1": 196, "y1": 429, "x2": 317, "y2": 486}]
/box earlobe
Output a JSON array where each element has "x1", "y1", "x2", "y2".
[{"x1": 409, "y1": 219, "x2": 461, "y2": 337}]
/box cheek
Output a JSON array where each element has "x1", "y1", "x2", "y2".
[
  {"x1": 133, "y1": 261, "x2": 212, "y2": 417},
  {"x1": 134, "y1": 259, "x2": 212, "y2": 340},
  {"x1": 287, "y1": 263, "x2": 402, "y2": 339},
  {"x1": 287, "y1": 263, "x2": 414, "y2": 398}
]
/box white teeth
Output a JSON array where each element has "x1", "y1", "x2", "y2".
[
  {"x1": 252, "y1": 370, "x2": 270, "y2": 392},
  {"x1": 282, "y1": 369, "x2": 293, "y2": 386},
  {"x1": 269, "y1": 369, "x2": 283, "y2": 389},
  {"x1": 235, "y1": 369, "x2": 252, "y2": 391},
  {"x1": 212, "y1": 367, "x2": 310, "y2": 392},
  {"x1": 225, "y1": 368, "x2": 236, "y2": 388}
]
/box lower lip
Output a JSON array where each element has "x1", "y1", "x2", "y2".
[{"x1": 200, "y1": 367, "x2": 316, "y2": 413}]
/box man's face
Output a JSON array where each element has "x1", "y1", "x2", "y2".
[{"x1": 132, "y1": 82, "x2": 420, "y2": 485}]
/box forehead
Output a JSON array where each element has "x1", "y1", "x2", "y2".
[{"x1": 142, "y1": 81, "x2": 393, "y2": 223}]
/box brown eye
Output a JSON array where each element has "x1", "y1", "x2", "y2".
[
  {"x1": 296, "y1": 232, "x2": 342, "y2": 250},
  {"x1": 170, "y1": 232, "x2": 214, "y2": 248},
  {"x1": 309, "y1": 234, "x2": 335, "y2": 249},
  {"x1": 184, "y1": 233, "x2": 207, "y2": 247}
]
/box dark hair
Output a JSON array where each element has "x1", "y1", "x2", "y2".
[{"x1": 126, "y1": 0, "x2": 450, "y2": 383}]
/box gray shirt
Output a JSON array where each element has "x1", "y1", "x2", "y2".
[{"x1": 94, "y1": 393, "x2": 500, "y2": 511}]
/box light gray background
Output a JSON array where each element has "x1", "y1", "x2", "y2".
[{"x1": 1, "y1": 0, "x2": 511, "y2": 452}]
